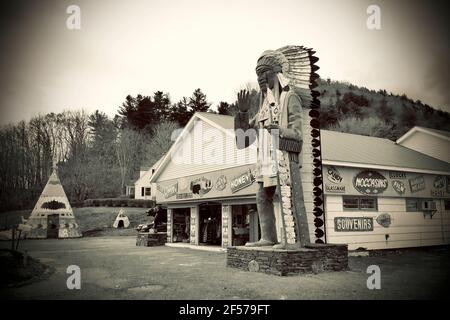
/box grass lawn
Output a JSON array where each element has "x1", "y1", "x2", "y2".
[{"x1": 0, "y1": 207, "x2": 153, "y2": 237}]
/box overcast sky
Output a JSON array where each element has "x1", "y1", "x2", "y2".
[{"x1": 0, "y1": 0, "x2": 449, "y2": 125}]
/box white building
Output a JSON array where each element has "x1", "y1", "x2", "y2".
[
  {"x1": 147, "y1": 112, "x2": 450, "y2": 250},
  {"x1": 134, "y1": 157, "x2": 164, "y2": 200},
  {"x1": 321, "y1": 130, "x2": 450, "y2": 250},
  {"x1": 397, "y1": 126, "x2": 450, "y2": 163}
]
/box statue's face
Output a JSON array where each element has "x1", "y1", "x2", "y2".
[{"x1": 256, "y1": 66, "x2": 276, "y2": 93}]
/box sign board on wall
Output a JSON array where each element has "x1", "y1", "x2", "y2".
[
  {"x1": 353, "y1": 170, "x2": 388, "y2": 195},
  {"x1": 409, "y1": 175, "x2": 425, "y2": 193},
  {"x1": 325, "y1": 166, "x2": 346, "y2": 193},
  {"x1": 322, "y1": 165, "x2": 450, "y2": 199},
  {"x1": 154, "y1": 164, "x2": 257, "y2": 203},
  {"x1": 392, "y1": 180, "x2": 406, "y2": 195},
  {"x1": 334, "y1": 217, "x2": 374, "y2": 232},
  {"x1": 376, "y1": 213, "x2": 392, "y2": 228},
  {"x1": 230, "y1": 169, "x2": 256, "y2": 193}
]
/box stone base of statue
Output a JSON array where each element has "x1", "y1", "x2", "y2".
[
  {"x1": 227, "y1": 243, "x2": 348, "y2": 276},
  {"x1": 136, "y1": 232, "x2": 166, "y2": 247}
]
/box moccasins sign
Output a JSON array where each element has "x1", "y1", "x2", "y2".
[{"x1": 353, "y1": 170, "x2": 388, "y2": 195}]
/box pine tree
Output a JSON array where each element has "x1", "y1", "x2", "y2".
[
  {"x1": 189, "y1": 88, "x2": 210, "y2": 113},
  {"x1": 217, "y1": 101, "x2": 230, "y2": 115},
  {"x1": 377, "y1": 98, "x2": 394, "y2": 123},
  {"x1": 169, "y1": 97, "x2": 191, "y2": 126}
]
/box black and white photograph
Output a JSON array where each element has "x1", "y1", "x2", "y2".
[{"x1": 0, "y1": 0, "x2": 449, "y2": 311}]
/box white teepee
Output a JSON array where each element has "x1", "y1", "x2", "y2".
[
  {"x1": 26, "y1": 167, "x2": 81, "y2": 238},
  {"x1": 113, "y1": 209, "x2": 130, "y2": 228}
]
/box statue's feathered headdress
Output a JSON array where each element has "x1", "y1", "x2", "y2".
[{"x1": 256, "y1": 45, "x2": 320, "y2": 109}]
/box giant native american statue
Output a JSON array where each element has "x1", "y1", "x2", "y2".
[{"x1": 234, "y1": 46, "x2": 320, "y2": 248}]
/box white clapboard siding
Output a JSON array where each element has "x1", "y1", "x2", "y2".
[
  {"x1": 325, "y1": 195, "x2": 450, "y2": 250},
  {"x1": 159, "y1": 119, "x2": 257, "y2": 181},
  {"x1": 399, "y1": 130, "x2": 450, "y2": 163}
]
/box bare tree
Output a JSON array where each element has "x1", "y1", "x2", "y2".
[
  {"x1": 146, "y1": 121, "x2": 179, "y2": 166},
  {"x1": 116, "y1": 128, "x2": 146, "y2": 194},
  {"x1": 332, "y1": 116, "x2": 395, "y2": 139}
]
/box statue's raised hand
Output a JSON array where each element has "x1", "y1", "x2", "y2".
[{"x1": 237, "y1": 90, "x2": 251, "y2": 112}]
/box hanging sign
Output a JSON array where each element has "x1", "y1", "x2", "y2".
[
  {"x1": 353, "y1": 170, "x2": 388, "y2": 195},
  {"x1": 230, "y1": 169, "x2": 255, "y2": 193}
]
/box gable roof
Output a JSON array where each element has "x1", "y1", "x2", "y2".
[
  {"x1": 149, "y1": 112, "x2": 252, "y2": 183},
  {"x1": 396, "y1": 126, "x2": 450, "y2": 144},
  {"x1": 135, "y1": 155, "x2": 165, "y2": 186},
  {"x1": 197, "y1": 112, "x2": 234, "y2": 130},
  {"x1": 321, "y1": 130, "x2": 450, "y2": 175}
]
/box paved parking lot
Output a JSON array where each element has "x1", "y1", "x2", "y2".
[{"x1": 1, "y1": 236, "x2": 449, "y2": 299}]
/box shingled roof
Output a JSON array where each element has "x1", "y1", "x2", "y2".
[{"x1": 321, "y1": 130, "x2": 450, "y2": 174}]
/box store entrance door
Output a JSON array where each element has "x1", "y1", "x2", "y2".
[
  {"x1": 172, "y1": 208, "x2": 190, "y2": 243},
  {"x1": 199, "y1": 203, "x2": 222, "y2": 246},
  {"x1": 231, "y1": 204, "x2": 260, "y2": 246}
]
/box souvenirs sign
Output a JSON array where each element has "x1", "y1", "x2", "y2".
[
  {"x1": 230, "y1": 169, "x2": 255, "y2": 193},
  {"x1": 353, "y1": 170, "x2": 388, "y2": 195},
  {"x1": 334, "y1": 217, "x2": 374, "y2": 232}
]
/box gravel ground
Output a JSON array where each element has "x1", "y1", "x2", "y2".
[{"x1": 0, "y1": 236, "x2": 449, "y2": 300}]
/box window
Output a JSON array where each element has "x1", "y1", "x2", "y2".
[
  {"x1": 141, "y1": 187, "x2": 144, "y2": 197},
  {"x1": 406, "y1": 198, "x2": 440, "y2": 212},
  {"x1": 444, "y1": 200, "x2": 450, "y2": 211},
  {"x1": 343, "y1": 197, "x2": 358, "y2": 209},
  {"x1": 145, "y1": 187, "x2": 151, "y2": 196},
  {"x1": 343, "y1": 196, "x2": 377, "y2": 211},
  {"x1": 406, "y1": 198, "x2": 419, "y2": 212},
  {"x1": 406, "y1": 198, "x2": 438, "y2": 212},
  {"x1": 360, "y1": 198, "x2": 377, "y2": 209}
]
